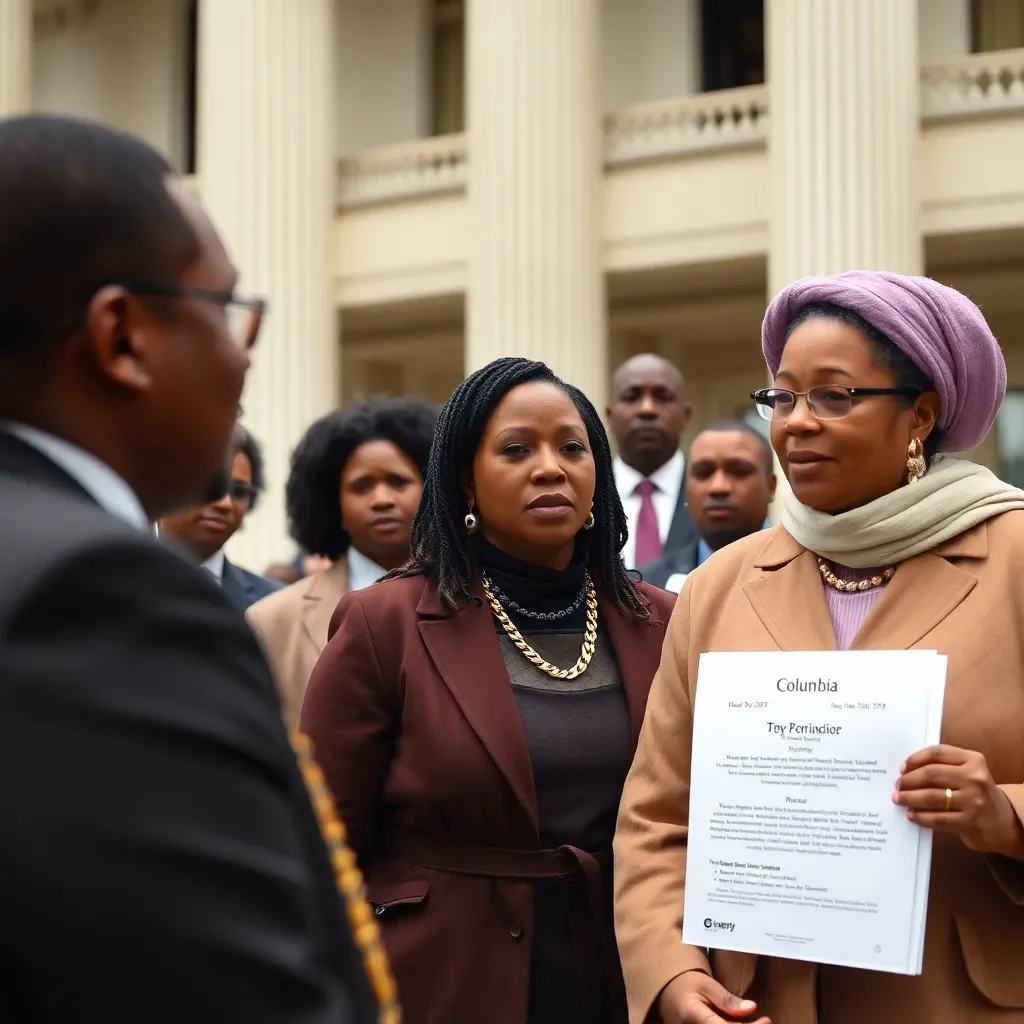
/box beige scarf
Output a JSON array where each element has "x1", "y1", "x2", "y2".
[{"x1": 782, "y1": 458, "x2": 1024, "y2": 568}]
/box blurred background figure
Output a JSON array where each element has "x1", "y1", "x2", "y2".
[
  {"x1": 607, "y1": 354, "x2": 697, "y2": 572},
  {"x1": 640, "y1": 418, "x2": 776, "y2": 592},
  {"x1": 159, "y1": 425, "x2": 282, "y2": 610},
  {"x1": 264, "y1": 550, "x2": 335, "y2": 586},
  {"x1": 249, "y1": 395, "x2": 437, "y2": 728}
]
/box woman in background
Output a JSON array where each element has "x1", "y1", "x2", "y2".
[
  {"x1": 301, "y1": 358, "x2": 675, "y2": 1024},
  {"x1": 248, "y1": 396, "x2": 437, "y2": 728},
  {"x1": 614, "y1": 271, "x2": 1024, "y2": 1024}
]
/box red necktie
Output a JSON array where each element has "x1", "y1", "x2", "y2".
[{"x1": 634, "y1": 479, "x2": 662, "y2": 565}]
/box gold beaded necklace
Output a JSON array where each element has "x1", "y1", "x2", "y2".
[
  {"x1": 482, "y1": 572, "x2": 599, "y2": 680},
  {"x1": 292, "y1": 732, "x2": 401, "y2": 1024},
  {"x1": 816, "y1": 556, "x2": 895, "y2": 593}
]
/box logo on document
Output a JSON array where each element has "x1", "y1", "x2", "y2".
[{"x1": 703, "y1": 917, "x2": 736, "y2": 933}]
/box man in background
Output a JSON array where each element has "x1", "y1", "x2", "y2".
[
  {"x1": 607, "y1": 352, "x2": 698, "y2": 570},
  {"x1": 0, "y1": 116, "x2": 385, "y2": 1022},
  {"x1": 641, "y1": 418, "x2": 776, "y2": 592},
  {"x1": 160, "y1": 424, "x2": 282, "y2": 610}
]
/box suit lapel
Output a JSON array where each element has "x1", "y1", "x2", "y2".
[
  {"x1": 302, "y1": 559, "x2": 351, "y2": 652},
  {"x1": 601, "y1": 594, "x2": 666, "y2": 748},
  {"x1": 664, "y1": 491, "x2": 699, "y2": 557},
  {"x1": 850, "y1": 528, "x2": 983, "y2": 650},
  {"x1": 743, "y1": 530, "x2": 836, "y2": 651},
  {"x1": 221, "y1": 559, "x2": 255, "y2": 607},
  {"x1": 744, "y1": 525, "x2": 985, "y2": 653},
  {"x1": 417, "y1": 580, "x2": 539, "y2": 836}
]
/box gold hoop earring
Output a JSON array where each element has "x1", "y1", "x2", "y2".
[
  {"x1": 583, "y1": 509, "x2": 595, "y2": 530},
  {"x1": 464, "y1": 499, "x2": 479, "y2": 535},
  {"x1": 907, "y1": 438, "x2": 926, "y2": 484}
]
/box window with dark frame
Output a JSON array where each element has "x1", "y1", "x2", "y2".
[
  {"x1": 996, "y1": 390, "x2": 1024, "y2": 488},
  {"x1": 970, "y1": 0, "x2": 1024, "y2": 53},
  {"x1": 700, "y1": 0, "x2": 765, "y2": 93},
  {"x1": 184, "y1": 0, "x2": 198, "y2": 174},
  {"x1": 431, "y1": 0, "x2": 465, "y2": 135}
]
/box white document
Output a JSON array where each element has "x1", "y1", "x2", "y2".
[{"x1": 682, "y1": 650, "x2": 947, "y2": 975}]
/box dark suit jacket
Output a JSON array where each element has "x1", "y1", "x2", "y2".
[
  {"x1": 637, "y1": 485, "x2": 700, "y2": 589},
  {"x1": 0, "y1": 433, "x2": 378, "y2": 1023},
  {"x1": 223, "y1": 556, "x2": 282, "y2": 611},
  {"x1": 301, "y1": 573, "x2": 676, "y2": 1024}
]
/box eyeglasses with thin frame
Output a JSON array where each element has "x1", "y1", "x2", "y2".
[
  {"x1": 750, "y1": 385, "x2": 923, "y2": 422},
  {"x1": 122, "y1": 279, "x2": 267, "y2": 350},
  {"x1": 227, "y1": 479, "x2": 257, "y2": 508}
]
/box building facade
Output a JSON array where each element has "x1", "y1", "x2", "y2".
[{"x1": 2, "y1": 0, "x2": 1023, "y2": 567}]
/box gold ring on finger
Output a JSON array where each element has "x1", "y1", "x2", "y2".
[{"x1": 945, "y1": 788, "x2": 953, "y2": 812}]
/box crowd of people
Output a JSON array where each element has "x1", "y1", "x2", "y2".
[{"x1": 2, "y1": 115, "x2": 1023, "y2": 1024}]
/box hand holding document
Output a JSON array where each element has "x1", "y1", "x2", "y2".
[{"x1": 682, "y1": 650, "x2": 946, "y2": 975}]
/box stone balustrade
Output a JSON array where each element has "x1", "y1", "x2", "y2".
[
  {"x1": 336, "y1": 51, "x2": 1024, "y2": 208},
  {"x1": 336, "y1": 133, "x2": 468, "y2": 208},
  {"x1": 921, "y1": 47, "x2": 1024, "y2": 120},
  {"x1": 604, "y1": 85, "x2": 769, "y2": 166}
]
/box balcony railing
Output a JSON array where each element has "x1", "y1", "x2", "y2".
[
  {"x1": 604, "y1": 85, "x2": 769, "y2": 166},
  {"x1": 336, "y1": 134, "x2": 468, "y2": 208},
  {"x1": 921, "y1": 47, "x2": 1024, "y2": 120},
  {"x1": 336, "y1": 86, "x2": 768, "y2": 208},
  {"x1": 336, "y1": 51, "x2": 1024, "y2": 208}
]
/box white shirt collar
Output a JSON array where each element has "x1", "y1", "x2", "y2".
[
  {"x1": 2, "y1": 422, "x2": 149, "y2": 531},
  {"x1": 202, "y1": 548, "x2": 226, "y2": 582},
  {"x1": 346, "y1": 546, "x2": 388, "y2": 592},
  {"x1": 613, "y1": 448, "x2": 685, "y2": 498}
]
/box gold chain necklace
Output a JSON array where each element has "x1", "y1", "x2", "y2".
[
  {"x1": 292, "y1": 732, "x2": 401, "y2": 1023},
  {"x1": 482, "y1": 572, "x2": 598, "y2": 680},
  {"x1": 816, "y1": 556, "x2": 895, "y2": 593}
]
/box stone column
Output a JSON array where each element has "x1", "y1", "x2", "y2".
[
  {"x1": 767, "y1": 0, "x2": 922, "y2": 295},
  {"x1": 0, "y1": 0, "x2": 32, "y2": 116},
  {"x1": 766, "y1": 0, "x2": 922, "y2": 522},
  {"x1": 466, "y1": 0, "x2": 608, "y2": 408},
  {"x1": 197, "y1": 0, "x2": 336, "y2": 567}
]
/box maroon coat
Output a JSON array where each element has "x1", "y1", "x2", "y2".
[{"x1": 301, "y1": 573, "x2": 675, "y2": 1024}]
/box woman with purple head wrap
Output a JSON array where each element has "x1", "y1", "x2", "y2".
[{"x1": 614, "y1": 272, "x2": 1024, "y2": 1024}]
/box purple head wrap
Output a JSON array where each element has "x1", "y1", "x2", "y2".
[{"x1": 761, "y1": 271, "x2": 1006, "y2": 452}]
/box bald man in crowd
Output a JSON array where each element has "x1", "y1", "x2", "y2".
[
  {"x1": 607, "y1": 353, "x2": 698, "y2": 571},
  {"x1": 641, "y1": 418, "x2": 776, "y2": 592}
]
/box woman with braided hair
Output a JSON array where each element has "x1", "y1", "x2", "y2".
[{"x1": 302, "y1": 357, "x2": 675, "y2": 1024}]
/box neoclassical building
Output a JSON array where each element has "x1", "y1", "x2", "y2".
[{"x1": 3, "y1": 0, "x2": 1023, "y2": 565}]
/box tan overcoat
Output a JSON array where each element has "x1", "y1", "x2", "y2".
[
  {"x1": 614, "y1": 515, "x2": 1024, "y2": 1024},
  {"x1": 246, "y1": 559, "x2": 349, "y2": 729}
]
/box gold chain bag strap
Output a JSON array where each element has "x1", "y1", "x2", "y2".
[{"x1": 292, "y1": 732, "x2": 401, "y2": 1024}]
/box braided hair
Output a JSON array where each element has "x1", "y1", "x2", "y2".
[{"x1": 391, "y1": 357, "x2": 648, "y2": 621}]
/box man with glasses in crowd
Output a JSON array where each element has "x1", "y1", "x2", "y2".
[
  {"x1": 0, "y1": 116, "x2": 388, "y2": 1022},
  {"x1": 159, "y1": 424, "x2": 282, "y2": 610}
]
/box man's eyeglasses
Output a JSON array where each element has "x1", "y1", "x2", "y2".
[
  {"x1": 751, "y1": 386, "x2": 922, "y2": 422},
  {"x1": 123, "y1": 280, "x2": 267, "y2": 350},
  {"x1": 227, "y1": 480, "x2": 257, "y2": 508}
]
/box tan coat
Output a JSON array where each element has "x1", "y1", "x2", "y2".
[
  {"x1": 246, "y1": 559, "x2": 349, "y2": 729},
  {"x1": 614, "y1": 515, "x2": 1024, "y2": 1024}
]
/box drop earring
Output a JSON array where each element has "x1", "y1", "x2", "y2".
[
  {"x1": 906, "y1": 438, "x2": 926, "y2": 484},
  {"x1": 464, "y1": 499, "x2": 479, "y2": 535},
  {"x1": 583, "y1": 507, "x2": 595, "y2": 530}
]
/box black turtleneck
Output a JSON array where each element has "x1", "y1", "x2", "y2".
[
  {"x1": 473, "y1": 535, "x2": 589, "y2": 633},
  {"x1": 472, "y1": 534, "x2": 630, "y2": 1024}
]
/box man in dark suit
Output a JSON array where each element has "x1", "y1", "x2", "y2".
[
  {"x1": 639, "y1": 418, "x2": 776, "y2": 591},
  {"x1": 607, "y1": 353, "x2": 698, "y2": 571},
  {"x1": 160, "y1": 425, "x2": 283, "y2": 611},
  {"x1": 0, "y1": 116, "x2": 387, "y2": 1022}
]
